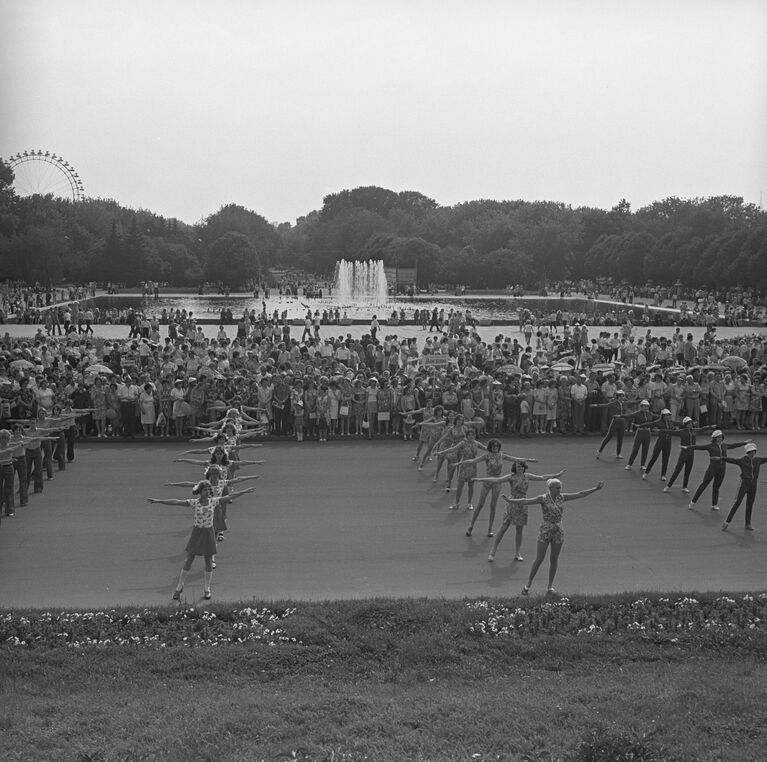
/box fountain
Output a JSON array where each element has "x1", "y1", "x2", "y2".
[{"x1": 333, "y1": 259, "x2": 388, "y2": 304}]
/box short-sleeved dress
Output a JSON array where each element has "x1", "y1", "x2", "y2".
[
  {"x1": 212, "y1": 482, "x2": 230, "y2": 533},
  {"x1": 185, "y1": 498, "x2": 218, "y2": 556},
  {"x1": 456, "y1": 440, "x2": 479, "y2": 481},
  {"x1": 538, "y1": 492, "x2": 566, "y2": 544},
  {"x1": 503, "y1": 472, "x2": 530, "y2": 526}
]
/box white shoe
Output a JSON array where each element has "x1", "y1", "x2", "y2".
[
  {"x1": 467, "y1": 504, "x2": 474, "y2": 511},
  {"x1": 417, "y1": 466, "x2": 423, "y2": 472},
  {"x1": 688, "y1": 501, "x2": 695, "y2": 510},
  {"x1": 616, "y1": 454, "x2": 623, "y2": 459},
  {"x1": 661, "y1": 476, "x2": 666, "y2": 481},
  {"x1": 595, "y1": 451, "x2": 601, "y2": 459},
  {"x1": 642, "y1": 474, "x2": 647, "y2": 480},
  {"x1": 663, "y1": 486, "x2": 669, "y2": 493},
  {"x1": 624, "y1": 465, "x2": 631, "y2": 470},
  {"x1": 682, "y1": 488, "x2": 690, "y2": 494},
  {"x1": 640, "y1": 465, "x2": 646, "y2": 472},
  {"x1": 712, "y1": 505, "x2": 720, "y2": 511},
  {"x1": 487, "y1": 553, "x2": 495, "y2": 562},
  {"x1": 721, "y1": 521, "x2": 729, "y2": 531}
]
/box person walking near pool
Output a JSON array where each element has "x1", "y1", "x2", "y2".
[
  {"x1": 476, "y1": 461, "x2": 565, "y2": 562},
  {"x1": 663, "y1": 418, "x2": 716, "y2": 494},
  {"x1": 460, "y1": 439, "x2": 538, "y2": 536},
  {"x1": 720, "y1": 443, "x2": 767, "y2": 531},
  {"x1": 685, "y1": 430, "x2": 751, "y2": 511},
  {"x1": 503, "y1": 478, "x2": 604, "y2": 597},
  {"x1": 148, "y1": 480, "x2": 258, "y2": 601}
]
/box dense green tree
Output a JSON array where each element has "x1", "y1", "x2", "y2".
[{"x1": 204, "y1": 232, "x2": 261, "y2": 288}]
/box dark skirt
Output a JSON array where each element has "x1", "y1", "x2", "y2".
[
  {"x1": 213, "y1": 503, "x2": 228, "y2": 533},
  {"x1": 185, "y1": 526, "x2": 217, "y2": 556}
]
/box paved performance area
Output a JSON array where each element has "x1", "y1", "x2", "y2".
[{"x1": 2, "y1": 435, "x2": 766, "y2": 608}]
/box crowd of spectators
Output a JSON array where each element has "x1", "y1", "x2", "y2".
[{"x1": 1, "y1": 310, "x2": 766, "y2": 444}]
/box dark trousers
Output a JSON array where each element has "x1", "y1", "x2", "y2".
[
  {"x1": 65, "y1": 427, "x2": 75, "y2": 461},
  {"x1": 598, "y1": 419, "x2": 625, "y2": 455},
  {"x1": 645, "y1": 438, "x2": 672, "y2": 477},
  {"x1": 692, "y1": 464, "x2": 726, "y2": 506},
  {"x1": 53, "y1": 432, "x2": 66, "y2": 470},
  {"x1": 121, "y1": 401, "x2": 137, "y2": 436},
  {"x1": 13, "y1": 456, "x2": 28, "y2": 504},
  {"x1": 42, "y1": 440, "x2": 54, "y2": 478},
  {"x1": 667, "y1": 450, "x2": 694, "y2": 489},
  {"x1": 0, "y1": 463, "x2": 14, "y2": 515},
  {"x1": 628, "y1": 430, "x2": 651, "y2": 466},
  {"x1": 725, "y1": 480, "x2": 757, "y2": 526},
  {"x1": 272, "y1": 403, "x2": 289, "y2": 435},
  {"x1": 26, "y1": 448, "x2": 44, "y2": 492},
  {"x1": 572, "y1": 400, "x2": 585, "y2": 433}
]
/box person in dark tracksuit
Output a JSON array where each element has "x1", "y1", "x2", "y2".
[
  {"x1": 621, "y1": 400, "x2": 659, "y2": 470},
  {"x1": 721, "y1": 443, "x2": 767, "y2": 531},
  {"x1": 593, "y1": 390, "x2": 635, "y2": 459},
  {"x1": 642, "y1": 410, "x2": 678, "y2": 481},
  {"x1": 663, "y1": 418, "x2": 716, "y2": 494},
  {"x1": 686, "y1": 430, "x2": 750, "y2": 512}
]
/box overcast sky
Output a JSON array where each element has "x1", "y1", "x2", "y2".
[{"x1": 2, "y1": 0, "x2": 766, "y2": 225}]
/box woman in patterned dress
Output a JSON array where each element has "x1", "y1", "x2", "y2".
[
  {"x1": 476, "y1": 462, "x2": 565, "y2": 562},
  {"x1": 461, "y1": 439, "x2": 539, "y2": 538},
  {"x1": 351, "y1": 379, "x2": 367, "y2": 436},
  {"x1": 157, "y1": 377, "x2": 173, "y2": 437},
  {"x1": 412, "y1": 401, "x2": 441, "y2": 468},
  {"x1": 89, "y1": 376, "x2": 108, "y2": 437},
  {"x1": 503, "y1": 477, "x2": 604, "y2": 597},
  {"x1": 431, "y1": 412, "x2": 465, "y2": 489},
  {"x1": 556, "y1": 376, "x2": 572, "y2": 434},
  {"x1": 165, "y1": 464, "x2": 260, "y2": 556},
  {"x1": 148, "y1": 479, "x2": 258, "y2": 600},
  {"x1": 438, "y1": 426, "x2": 480, "y2": 511}
]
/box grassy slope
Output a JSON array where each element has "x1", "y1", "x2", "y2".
[{"x1": 2, "y1": 597, "x2": 767, "y2": 762}]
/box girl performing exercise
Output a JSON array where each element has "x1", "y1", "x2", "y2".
[
  {"x1": 503, "y1": 478, "x2": 604, "y2": 597},
  {"x1": 147, "y1": 480, "x2": 258, "y2": 600},
  {"x1": 475, "y1": 461, "x2": 565, "y2": 562},
  {"x1": 458, "y1": 439, "x2": 538, "y2": 537}
]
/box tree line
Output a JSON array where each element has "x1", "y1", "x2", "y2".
[{"x1": 1, "y1": 159, "x2": 765, "y2": 290}]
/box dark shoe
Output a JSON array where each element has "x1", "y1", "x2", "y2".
[
  {"x1": 203, "y1": 590, "x2": 212, "y2": 600},
  {"x1": 172, "y1": 588, "x2": 182, "y2": 600}
]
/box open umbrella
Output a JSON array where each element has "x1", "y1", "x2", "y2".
[
  {"x1": 10, "y1": 359, "x2": 36, "y2": 370},
  {"x1": 551, "y1": 362, "x2": 575, "y2": 372},
  {"x1": 85, "y1": 363, "x2": 113, "y2": 375},
  {"x1": 722, "y1": 356, "x2": 747, "y2": 370},
  {"x1": 590, "y1": 363, "x2": 615, "y2": 373},
  {"x1": 498, "y1": 364, "x2": 523, "y2": 375},
  {"x1": 700, "y1": 364, "x2": 726, "y2": 372}
]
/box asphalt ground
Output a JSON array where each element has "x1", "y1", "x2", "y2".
[{"x1": 1, "y1": 433, "x2": 766, "y2": 608}]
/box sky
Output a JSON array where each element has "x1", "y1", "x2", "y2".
[{"x1": 2, "y1": 0, "x2": 766, "y2": 226}]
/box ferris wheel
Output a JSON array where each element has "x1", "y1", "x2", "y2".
[{"x1": 6, "y1": 149, "x2": 85, "y2": 202}]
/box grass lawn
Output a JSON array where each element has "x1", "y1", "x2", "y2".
[{"x1": 3, "y1": 595, "x2": 767, "y2": 761}]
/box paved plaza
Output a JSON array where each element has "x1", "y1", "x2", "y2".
[{"x1": 2, "y1": 435, "x2": 765, "y2": 609}]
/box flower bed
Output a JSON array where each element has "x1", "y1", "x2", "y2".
[
  {"x1": 467, "y1": 593, "x2": 767, "y2": 644},
  {"x1": 1, "y1": 606, "x2": 299, "y2": 649}
]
